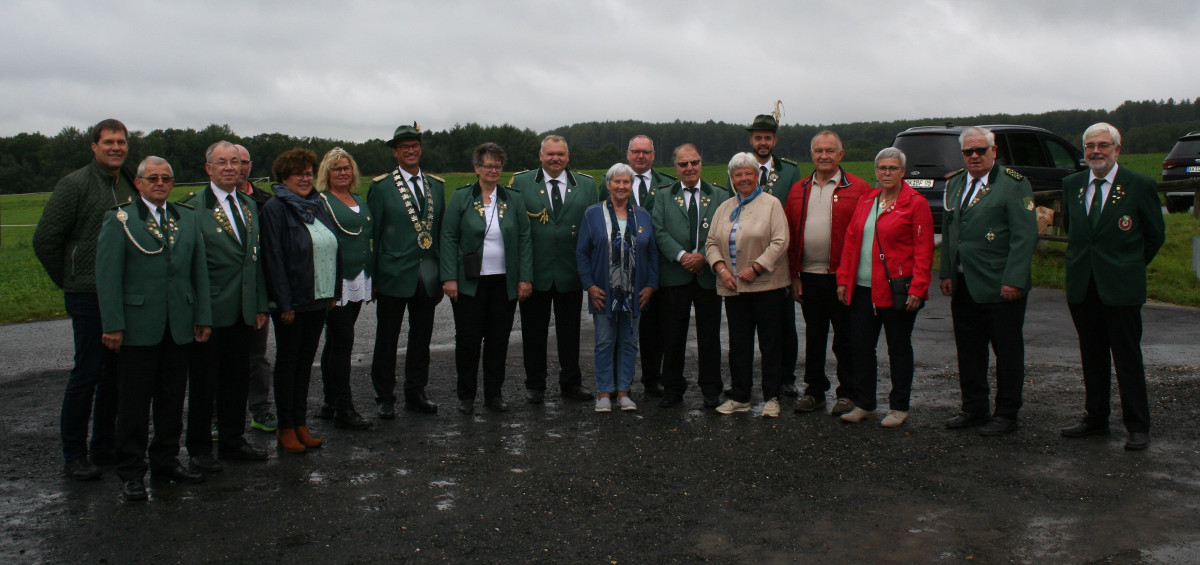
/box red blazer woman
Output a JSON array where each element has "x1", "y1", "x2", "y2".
[{"x1": 835, "y1": 182, "x2": 935, "y2": 307}]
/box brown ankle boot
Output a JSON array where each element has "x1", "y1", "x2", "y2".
[
  {"x1": 276, "y1": 428, "x2": 306, "y2": 453},
  {"x1": 295, "y1": 426, "x2": 323, "y2": 448}
]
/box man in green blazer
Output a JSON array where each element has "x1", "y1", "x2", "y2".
[
  {"x1": 177, "y1": 141, "x2": 270, "y2": 470},
  {"x1": 367, "y1": 123, "x2": 446, "y2": 417},
  {"x1": 97, "y1": 156, "x2": 212, "y2": 500},
  {"x1": 1059, "y1": 122, "x2": 1165, "y2": 451},
  {"x1": 595, "y1": 135, "x2": 676, "y2": 204},
  {"x1": 939, "y1": 126, "x2": 1038, "y2": 436},
  {"x1": 652, "y1": 143, "x2": 731, "y2": 408},
  {"x1": 510, "y1": 135, "x2": 596, "y2": 403}
]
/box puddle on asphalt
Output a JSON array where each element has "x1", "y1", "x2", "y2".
[
  {"x1": 348, "y1": 472, "x2": 379, "y2": 486},
  {"x1": 511, "y1": 468, "x2": 527, "y2": 473},
  {"x1": 430, "y1": 478, "x2": 458, "y2": 511},
  {"x1": 307, "y1": 471, "x2": 327, "y2": 485}
]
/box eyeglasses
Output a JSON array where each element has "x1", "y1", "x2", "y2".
[
  {"x1": 875, "y1": 166, "x2": 902, "y2": 173},
  {"x1": 629, "y1": 150, "x2": 653, "y2": 156},
  {"x1": 396, "y1": 143, "x2": 421, "y2": 152},
  {"x1": 290, "y1": 172, "x2": 315, "y2": 179},
  {"x1": 477, "y1": 164, "x2": 503, "y2": 171},
  {"x1": 330, "y1": 166, "x2": 353, "y2": 173},
  {"x1": 675, "y1": 160, "x2": 701, "y2": 168},
  {"x1": 209, "y1": 159, "x2": 244, "y2": 168},
  {"x1": 139, "y1": 175, "x2": 174, "y2": 183},
  {"x1": 960, "y1": 147, "x2": 990, "y2": 157},
  {"x1": 1084, "y1": 142, "x2": 1115, "y2": 151}
]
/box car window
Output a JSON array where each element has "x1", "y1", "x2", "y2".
[
  {"x1": 1044, "y1": 136, "x2": 1079, "y2": 169},
  {"x1": 1169, "y1": 139, "x2": 1200, "y2": 158},
  {"x1": 893, "y1": 134, "x2": 962, "y2": 168},
  {"x1": 1004, "y1": 132, "x2": 1049, "y2": 168}
]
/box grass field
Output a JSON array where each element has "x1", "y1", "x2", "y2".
[{"x1": 2, "y1": 154, "x2": 1192, "y2": 324}]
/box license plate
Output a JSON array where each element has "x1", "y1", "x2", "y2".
[
  {"x1": 906, "y1": 178, "x2": 934, "y2": 188},
  {"x1": 1187, "y1": 166, "x2": 1200, "y2": 173}
]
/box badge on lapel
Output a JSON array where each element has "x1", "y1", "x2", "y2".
[{"x1": 1118, "y1": 215, "x2": 1132, "y2": 231}]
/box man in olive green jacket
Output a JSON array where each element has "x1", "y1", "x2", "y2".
[
  {"x1": 652, "y1": 143, "x2": 731, "y2": 408},
  {"x1": 97, "y1": 156, "x2": 212, "y2": 500},
  {"x1": 367, "y1": 123, "x2": 446, "y2": 417},
  {"x1": 1058, "y1": 122, "x2": 1165, "y2": 451},
  {"x1": 511, "y1": 135, "x2": 596, "y2": 403},
  {"x1": 939, "y1": 126, "x2": 1038, "y2": 436}
]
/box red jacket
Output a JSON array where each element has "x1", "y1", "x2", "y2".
[
  {"x1": 784, "y1": 169, "x2": 870, "y2": 278},
  {"x1": 836, "y1": 183, "x2": 935, "y2": 307}
]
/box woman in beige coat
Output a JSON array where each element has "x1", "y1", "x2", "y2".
[{"x1": 705, "y1": 152, "x2": 791, "y2": 417}]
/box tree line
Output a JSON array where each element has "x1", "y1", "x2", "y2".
[{"x1": 2, "y1": 98, "x2": 1197, "y2": 195}]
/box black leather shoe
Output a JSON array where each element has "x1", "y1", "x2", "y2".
[
  {"x1": 561, "y1": 386, "x2": 593, "y2": 401},
  {"x1": 1060, "y1": 420, "x2": 1110, "y2": 438},
  {"x1": 484, "y1": 397, "x2": 509, "y2": 412},
  {"x1": 644, "y1": 382, "x2": 664, "y2": 397},
  {"x1": 152, "y1": 464, "x2": 205, "y2": 484},
  {"x1": 1124, "y1": 432, "x2": 1149, "y2": 451},
  {"x1": 334, "y1": 409, "x2": 372, "y2": 430},
  {"x1": 702, "y1": 394, "x2": 721, "y2": 409},
  {"x1": 314, "y1": 404, "x2": 335, "y2": 420},
  {"x1": 457, "y1": 400, "x2": 475, "y2": 415},
  {"x1": 945, "y1": 412, "x2": 990, "y2": 429},
  {"x1": 218, "y1": 442, "x2": 268, "y2": 462},
  {"x1": 979, "y1": 416, "x2": 1019, "y2": 436},
  {"x1": 64, "y1": 458, "x2": 102, "y2": 481},
  {"x1": 377, "y1": 401, "x2": 396, "y2": 420},
  {"x1": 526, "y1": 390, "x2": 545, "y2": 404},
  {"x1": 658, "y1": 395, "x2": 683, "y2": 408},
  {"x1": 189, "y1": 454, "x2": 223, "y2": 473},
  {"x1": 781, "y1": 383, "x2": 800, "y2": 398},
  {"x1": 405, "y1": 393, "x2": 438, "y2": 414},
  {"x1": 122, "y1": 478, "x2": 148, "y2": 501},
  {"x1": 90, "y1": 450, "x2": 119, "y2": 466}
]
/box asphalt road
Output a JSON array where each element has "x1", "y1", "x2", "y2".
[{"x1": 2, "y1": 288, "x2": 1199, "y2": 563}]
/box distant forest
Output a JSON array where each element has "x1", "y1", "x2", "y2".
[{"x1": 2, "y1": 98, "x2": 1198, "y2": 194}]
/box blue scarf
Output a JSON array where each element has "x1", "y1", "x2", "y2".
[
  {"x1": 729, "y1": 186, "x2": 763, "y2": 223},
  {"x1": 273, "y1": 184, "x2": 320, "y2": 224},
  {"x1": 604, "y1": 199, "x2": 637, "y2": 314}
]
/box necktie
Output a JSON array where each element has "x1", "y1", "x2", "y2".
[
  {"x1": 759, "y1": 166, "x2": 768, "y2": 187},
  {"x1": 963, "y1": 177, "x2": 980, "y2": 208},
  {"x1": 226, "y1": 194, "x2": 246, "y2": 243},
  {"x1": 638, "y1": 175, "x2": 648, "y2": 205},
  {"x1": 156, "y1": 205, "x2": 166, "y2": 227},
  {"x1": 410, "y1": 175, "x2": 423, "y2": 212},
  {"x1": 686, "y1": 187, "x2": 699, "y2": 252},
  {"x1": 1089, "y1": 178, "x2": 1105, "y2": 229},
  {"x1": 549, "y1": 179, "x2": 563, "y2": 212}
]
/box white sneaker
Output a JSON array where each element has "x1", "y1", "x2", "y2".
[
  {"x1": 881, "y1": 410, "x2": 908, "y2": 428},
  {"x1": 840, "y1": 407, "x2": 876, "y2": 423},
  {"x1": 618, "y1": 396, "x2": 637, "y2": 411},
  {"x1": 716, "y1": 400, "x2": 751, "y2": 414},
  {"x1": 595, "y1": 397, "x2": 612, "y2": 413},
  {"x1": 762, "y1": 398, "x2": 780, "y2": 418}
]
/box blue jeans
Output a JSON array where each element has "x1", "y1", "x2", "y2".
[
  {"x1": 593, "y1": 312, "x2": 639, "y2": 394},
  {"x1": 62, "y1": 292, "x2": 118, "y2": 463}
]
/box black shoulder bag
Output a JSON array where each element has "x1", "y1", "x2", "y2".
[{"x1": 874, "y1": 207, "x2": 912, "y2": 312}]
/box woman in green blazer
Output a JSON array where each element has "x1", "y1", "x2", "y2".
[{"x1": 440, "y1": 143, "x2": 533, "y2": 414}]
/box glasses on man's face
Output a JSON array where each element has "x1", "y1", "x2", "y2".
[
  {"x1": 140, "y1": 175, "x2": 174, "y2": 184},
  {"x1": 1084, "y1": 142, "x2": 1115, "y2": 151},
  {"x1": 330, "y1": 166, "x2": 353, "y2": 173},
  {"x1": 210, "y1": 159, "x2": 244, "y2": 168},
  {"x1": 960, "y1": 147, "x2": 990, "y2": 157},
  {"x1": 396, "y1": 143, "x2": 421, "y2": 152},
  {"x1": 477, "y1": 164, "x2": 503, "y2": 172},
  {"x1": 629, "y1": 149, "x2": 653, "y2": 156},
  {"x1": 291, "y1": 172, "x2": 315, "y2": 179},
  {"x1": 676, "y1": 160, "x2": 701, "y2": 168},
  {"x1": 875, "y1": 166, "x2": 902, "y2": 173}
]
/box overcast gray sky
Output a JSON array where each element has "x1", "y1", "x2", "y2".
[{"x1": 3, "y1": 0, "x2": 1196, "y2": 142}]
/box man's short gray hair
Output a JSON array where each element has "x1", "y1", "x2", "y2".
[
  {"x1": 959, "y1": 126, "x2": 995, "y2": 148},
  {"x1": 810, "y1": 130, "x2": 843, "y2": 152},
  {"x1": 541, "y1": 134, "x2": 569, "y2": 153},
  {"x1": 874, "y1": 147, "x2": 907, "y2": 169},
  {"x1": 627, "y1": 135, "x2": 655, "y2": 152},
  {"x1": 603, "y1": 163, "x2": 635, "y2": 189},
  {"x1": 1083, "y1": 122, "x2": 1122, "y2": 146},
  {"x1": 205, "y1": 140, "x2": 237, "y2": 162},
  {"x1": 137, "y1": 156, "x2": 173, "y2": 178},
  {"x1": 727, "y1": 152, "x2": 760, "y2": 178}
]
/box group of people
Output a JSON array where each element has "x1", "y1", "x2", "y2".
[{"x1": 32, "y1": 114, "x2": 1164, "y2": 502}]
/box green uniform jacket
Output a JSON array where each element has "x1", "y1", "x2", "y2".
[
  {"x1": 97, "y1": 199, "x2": 212, "y2": 346},
  {"x1": 651, "y1": 180, "x2": 733, "y2": 289},
  {"x1": 34, "y1": 160, "x2": 137, "y2": 292},
  {"x1": 509, "y1": 168, "x2": 596, "y2": 291},
  {"x1": 440, "y1": 183, "x2": 533, "y2": 300},
  {"x1": 367, "y1": 168, "x2": 444, "y2": 298},
  {"x1": 177, "y1": 186, "x2": 269, "y2": 328},
  {"x1": 939, "y1": 165, "x2": 1038, "y2": 303},
  {"x1": 320, "y1": 192, "x2": 374, "y2": 280},
  {"x1": 730, "y1": 156, "x2": 802, "y2": 205},
  {"x1": 598, "y1": 170, "x2": 676, "y2": 207},
  {"x1": 1062, "y1": 166, "x2": 1165, "y2": 306}
]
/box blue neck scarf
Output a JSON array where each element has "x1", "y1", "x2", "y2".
[{"x1": 729, "y1": 186, "x2": 763, "y2": 222}]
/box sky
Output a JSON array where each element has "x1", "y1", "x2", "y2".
[{"x1": 3, "y1": 0, "x2": 1197, "y2": 142}]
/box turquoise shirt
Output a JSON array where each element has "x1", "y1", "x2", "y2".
[
  {"x1": 307, "y1": 220, "x2": 339, "y2": 300},
  {"x1": 855, "y1": 198, "x2": 881, "y2": 287}
]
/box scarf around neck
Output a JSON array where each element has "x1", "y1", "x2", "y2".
[
  {"x1": 273, "y1": 184, "x2": 320, "y2": 224},
  {"x1": 603, "y1": 199, "x2": 637, "y2": 315},
  {"x1": 729, "y1": 185, "x2": 763, "y2": 222}
]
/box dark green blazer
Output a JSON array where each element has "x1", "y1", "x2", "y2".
[
  {"x1": 651, "y1": 180, "x2": 732, "y2": 289},
  {"x1": 730, "y1": 156, "x2": 802, "y2": 205},
  {"x1": 367, "y1": 168, "x2": 445, "y2": 298},
  {"x1": 440, "y1": 183, "x2": 533, "y2": 300},
  {"x1": 177, "y1": 185, "x2": 269, "y2": 327},
  {"x1": 320, "y1": 191, "x2": 374, "y2": 280},
  {"x1": 509, "y1": 168, "x2": 596, "y2": 292},
  {"x1": 939, "y1": 165, "x2": 1038, "y2": 303},
  {"x1": 598, "y1": 170, "x2": 676, "y2": 207},
  {"x1": 97, "y1": 198, "x2": 212, "y2": 346},
  {"x1": 1062, "y1": 165, "x2": 1165, "y2": 305}
]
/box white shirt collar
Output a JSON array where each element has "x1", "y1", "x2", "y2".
[{"x1": 1088, "y1": 164, "x2": 1119, "y2": 187}]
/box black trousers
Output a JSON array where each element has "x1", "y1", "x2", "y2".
[
  {"x1": 1068, "y1": 278, "x2": 1149, "y2": 433},
  {"x1": 799, "y1": 272, "x2": 855, "y2": 399},
  {"x1": 848, "y1": 286, "x2": 918, "y2": 411},
  {"x1": 638, "y1": 292, "x2": 665, "y2": 387},
  {"x1": 371, "y1": 285, "x2": 437, "y2": 404},
  {"x1": 320, "y1": 300, "x2": 363, "y2": 411},
  {"x1": 246, "y1": 319, "x2": 272, "y2": 418},
  {"x1": 273, "y1": 309, "x2": 328, "y2": 429},
  {"x1": 519, "y1": 285, "x2": 583, "y2": 392},
  {"x1": 659, "y1": 280, "x2": 724, "y2": 398},
  {"x1": 780, "y1": 296, "x2": 799, "y2": 386},
  {"x1": 724, "y1": 287, "x2": 789, "y2": 403},
  {"x1": 951, "y1": 273, "x2": 1027, "y2": 419},
  {"x1": 115, "y1": 333, "x2": 189, "y2": 481},
  {"x1": 187, "y1": 322, "x2": 252, "y2": 455},
  {"x1": 452, "y1": 275, "x2": 517, "y2": 401}
]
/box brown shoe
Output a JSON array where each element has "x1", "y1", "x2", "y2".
[
  {"x1": 831, "y1": 398, "x2": 856, "y2": 416},
  {"x1": 794, "y1": 395, "x2": 826, "y2": 413},
  {"x1": 295, "y1": 426, "x2": 323, "y2": 448},
  {"x1": 276, "y1": 428, "x2": 306, "y2": 454}
]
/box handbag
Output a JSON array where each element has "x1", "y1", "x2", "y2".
[{"x1": 874, "y1": 209, "x2": 914, "y2": 312}]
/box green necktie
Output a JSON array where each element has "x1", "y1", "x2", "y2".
[
  {"x1": 638, "y1": 175, "x2": 649, "y2": 205},
  {"x1": 227, "y1": 194, "x2": 247, "y2": 245},
  {"x1": 549, "y1": 179, "x2": 563, "y2": 213},
  {"x1": 759, "y1": 166, "x2": 768, "y2": 187},
  {"x1": 686, "y1": 187, "x2": 699, "y2": 252},
  {"x1": 1088, "y1": 178, "x2": 1105, "y2": 229}
]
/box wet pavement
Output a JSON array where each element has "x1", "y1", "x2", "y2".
[{"x1": 2, "y1": 289, "x2": 1199, "y2": 563}]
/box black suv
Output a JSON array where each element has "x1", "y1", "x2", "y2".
[
  {"x1": 1161, "y1": 131, "x2": 1200, "y2": 213},
  {"x1": 892, "y1": 124, "x2": 1085, "y2": 230}
]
